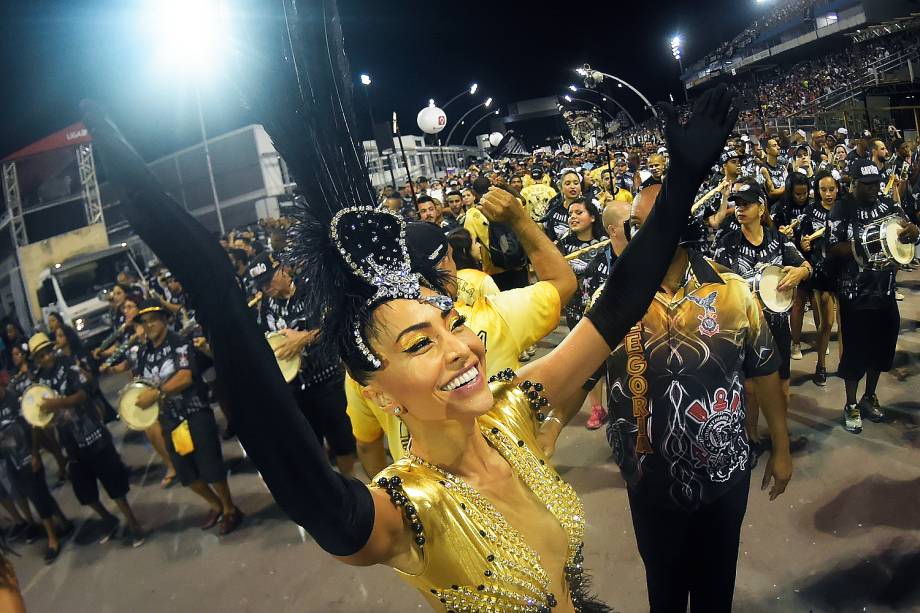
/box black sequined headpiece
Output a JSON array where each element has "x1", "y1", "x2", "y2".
[{"x1": 235, "y1": 0, "x2": 447, "y2": 372}]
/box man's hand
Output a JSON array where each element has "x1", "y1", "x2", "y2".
[
  {"x1": 480, "y1": 186, "x2": 529, "y2": 228},
  {"x1": 135, "y1": 388, "x2": 160, "y2": 409},
  {"x1": 99, "y1": 363, "x2": 111, "y2": 374},
  {"x1": 898, "y1": 222, "x2": 919, "y2": 244},
  {"x1": 274, "y1": 328, "x2": 317, "y2": 361},
  {"x1": 761, "y1": 449, "x2": 792, "y2": 500},
  {"x1": 800, "y1": 236, "x2": 812, "y2": 253},
  {"x1": 777, "y1": 265, "x2": 809, "y2": 291},
  {"x1": 778, "y1": 224, "x2": 795, "y2": 239}
]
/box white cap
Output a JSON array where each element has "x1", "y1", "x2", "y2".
[
  {"x1": 796, "y1": 129, "x2": 807, "y2": 138},
  {"x1": 837, "y1": 127, "x2": 848, "y2": 135},
  {"x1": 740, "y1": 134, "x2": 750, "y2": 142}
]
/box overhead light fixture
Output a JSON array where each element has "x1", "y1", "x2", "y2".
[
  {"x1": 485, "y1": 98, "x2": 493, "y2": 107},
  {"x1": 360, "y1": 74, "x2": 371, "y2": 86},
  {"x1": 470, "y1": 83, "x2": 478, "y2": 94}
]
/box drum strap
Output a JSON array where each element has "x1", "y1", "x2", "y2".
[{"x1": 624, "y1": 322, "x2": 653, "y2": 455}]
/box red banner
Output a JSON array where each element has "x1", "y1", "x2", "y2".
[{"x1": 3, "y1": 122, "x2": 92, "y2": 162}]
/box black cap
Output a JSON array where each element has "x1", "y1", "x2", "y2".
[
  {"x1": 720, "y1": 150, "x2": 740, "y2": 165},
  {"x1": 416, "y1": 176, "x2": 429, "y2": 183},
  {"x1": 137, "y1": 298, "x2": 170, "y2": 319},
  {"x1": 531, "y1": 167, "x2": 544, "y2": 179},
  {"x1": 406, "y1": 222, "x2": 449, "y2": 271},
  {"x1": 728, "y1": 182, "x2": 766, "y2": 205},
  {"x1": 849, "y1": 158, "x2": 882, "y2": 184},
  {"x1": 247, "y1": 252, "x2": 280, "y2": 287}
]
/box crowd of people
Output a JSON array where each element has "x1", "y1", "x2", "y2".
[{"x1": 1, "y1": 3, "x2": 920, "y2": 610}]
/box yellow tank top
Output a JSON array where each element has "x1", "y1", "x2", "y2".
[{"x1": 371, "y1": 380, "x2": 593, "y2": 612}]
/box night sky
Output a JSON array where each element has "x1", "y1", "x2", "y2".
[{"x1": 0, "y1": 0, "x2": 764, "y2": 160}]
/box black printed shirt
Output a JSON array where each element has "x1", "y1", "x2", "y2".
[
  {"x1": 605, "y1": 251, "x2": 779, "y2": 510},
  {"x1": 799, "y1": 202, "x2": 833, "y2": 271},
  {"x1": 828, "y1": 195, "x2": 907, "y2": 307},
  {"x1": 0, "y1": 390, "x2": 32, "y2": 470},
  {"x1": 582, "y1": 245, "x2": 617, "y2": 316},
  {"x1": 541, "y1": 196, "x2": 571, "y2": 243},
  {"x1": 36, "y1": 355, "x2": 109, "y2": 454},
  {"x1": 713, "y1": 226, "x2": 805, "y2": 327},
  {"x1": 557, "y1": 234, "x2": 605, "y2": 324},
  {"x1": 133, "y1": 332, "x2": 209, "y2": 429}
]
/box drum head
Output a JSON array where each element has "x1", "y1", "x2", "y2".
[
  {"x1": 118, "y1": 381, "x2": 160, "y2": 431},
  {"x1": 758, "y1": 266, "x2": 793, "y2": 313},
  {"x1": 884, "y1": 219, "x2": 915, "y2": 265},
  {"x1": 266, "y1": 332, "x2": 301, "y2": 383},
  {"x1": 21, "y1": 384, "x2": 55, "y2": 428}
]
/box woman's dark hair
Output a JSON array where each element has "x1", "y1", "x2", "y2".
[
  {"x1": 568, "y1": 198, "x2": 605, "y2": 239},
  {"x1": 782, "y1": 171, "x2": 811, "y2": 207},
  {"x1": 447, "y1": 229, "x2": 480, "y2": 271},
  {"x1": 47, "y1": 311, "x2": 64, "y2": 327},
  {"x1": 812, "y1": 170, "x2": 840, "y2": 206}
]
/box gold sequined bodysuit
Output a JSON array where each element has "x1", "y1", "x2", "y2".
[{"x1": 372, "y1": 379, "x2": 604, "y2": 612}]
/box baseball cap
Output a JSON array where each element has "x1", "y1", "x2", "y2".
[
  {"x1": 720, "y1": 150, "x2": 741, "y2": 165},
  {"x1": 849, "y1": 158, "x2": 882, "y2": 184},
  {"x1": 406, "y1": 222, "x2": 449, "y2": 271},
  {"x1": 247, "y1": 252, "x2": 280, "y2": 287},
  {"x1": 531, "y1": 167, "x2": 544, "y2": 179},
  {"x1": 728, "y1": 182, "x2": 766, "y2": 205},
  {"x1": 837, "y1": 127, "x2": 848, "y2": 136}
]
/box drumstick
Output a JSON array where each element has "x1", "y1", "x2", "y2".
[
  {"x1": 690, "y1": 181, "x2": 729, "y2": 215},
  {"x1": 564, "y1": 239, "x2": 611, "y2": 261},
  {"x1": 804, "y1": 227, "x2": 825, "y2": 241},
  {"x1": 248, "y1": 291, "x2": 263, "y2": 308}
]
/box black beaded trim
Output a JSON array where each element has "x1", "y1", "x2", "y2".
[
  {"x1": 376, "y1": 475, "x2": 426, "y2": 548},
  {"x1": 488, "y1": 368, "x2": 550, "y2": 422}
]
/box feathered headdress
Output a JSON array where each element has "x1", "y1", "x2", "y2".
[{"x1": 235, "y1": 0, "x2": 447, "y2": 374}]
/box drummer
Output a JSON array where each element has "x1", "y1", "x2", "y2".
[
  {"x1": 0, "y1": 376, "x2": 72, "y2": 563},
  {"x1": 247, "y1": 253, "x2": 357, "y2": 478},
  {"x1": 29, "y1": 332, "x2": 147, "y2": 548},
  {"x1": 714, "y1": 183, "x2": 812, "y2": 447},
  {"x1": 826, "y1": 158, "x2": 920, "y2": 434},
  {"x1": 130, "y1": 300, "x2": 243, "y2": 534}
]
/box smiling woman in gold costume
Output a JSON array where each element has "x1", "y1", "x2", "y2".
[{"x1": 83, "y1": 0, "x2": 738, "y2": 609}]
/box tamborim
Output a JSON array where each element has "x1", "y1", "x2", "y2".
[
  {"x1": 266, "y1": 332, "x2": 301, "y2": 383},
  {"x1": 20, "y1": 384, "x2": 56, "y2": 428},
  {"x1": 751, "y1": 265, "x2": 793, "y2": 313},
  {"x1": 117, "y1": 380, "x2": 160, "y2": 431},
  {"x1": 855, "y1": 215, "x2": 914, "y2": 269}
]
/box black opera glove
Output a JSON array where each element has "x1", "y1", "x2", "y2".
[{"x1": 586, "y1": 86, "x2": 739, "y2": 349}]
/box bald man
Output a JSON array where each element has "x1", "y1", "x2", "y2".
[{"x1": 547, "y1": 185, "x2": 793, "y2": 612}]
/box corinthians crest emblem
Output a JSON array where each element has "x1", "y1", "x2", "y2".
[{"x1": 687, "y1": 291, "x2": 720, "y2": 337}]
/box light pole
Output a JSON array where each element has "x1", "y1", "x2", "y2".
[
  {"x1": 441, "y1": 83, "x2": 479, "y2": 110},
  {"x1": 671, "y1": 35, "x2": 689, "y2": 103},
  {"x1": 359, "y1": 73, "x2": 392, "y2": 187},
  {"x1": 444, "y1": 98, "x2": 492, "y2": 145},
  {"x1": 576, "y1": 64, "x2": 659, "y2": 118},
  {"x1": 461, "y1": 109, "x2": 501, "y2": 145},
  {"x1": 148, "y1": 0, "x2": 227, "y2": 235},
  {"x1": 568, "y1": 84, "x2": 637, "y2": 126}
]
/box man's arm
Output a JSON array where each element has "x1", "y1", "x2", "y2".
[
  {"x1": 479, "y1": 187, "x2": 576, "y2": 304},
  {"x1": 749, "y1": 372, "x2": 792, "y2": 500},
  {"x1": 42, "y1": 389, "x2": 88, "y2": 412}
]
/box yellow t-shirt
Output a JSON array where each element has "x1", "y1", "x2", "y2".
[
  {"x1": 598, "y1": 187, "x2": 633, "y2": 208},
  {"x1": 456, "y1": 268, "x2": 500, "y2": 306},
  {"x1": 522, "y1": 174, "x2": 552, "y2": 188},
  {"x1": 519, "y1": 184, "x2": 557, "y2": 222},
  {"x1": 345, "y1": 281, "x2": 562, "y2": 460}
]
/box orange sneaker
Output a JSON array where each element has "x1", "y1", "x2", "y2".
[{"x1": 586, "y1": 405, "x2": 607, "y2": 430}]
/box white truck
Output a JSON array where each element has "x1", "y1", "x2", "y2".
[{"x1": 34, "y1": 244, "x2": 145, "y2": 346}]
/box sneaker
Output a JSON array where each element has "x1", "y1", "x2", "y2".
[
  {"x1": 526, "y1": 345, "x2": 537, "y2": 358},
  {"x1": 844, "y1": 404, "x2": 863, "y2": 433},
  {"x1": 791, "y1": 343, "x2": 803, "y2": 360},
  {"x1": 99, "y1": 518, "x2": 120, "y2": 544},
  {"x1": 813, "y1": 366, "x2": 827, "y2": 387},
  {"x1": 124, "y1": 528, "x2": 147, "y2": 548},
  {"x1": 518, "y1": 351, "x2": 530, "y2": 363},
  {"x1": 860, "y1": 394, "x2": 885, "y2": 423},
  {"x1": 218, "y1": 509, "x2": 244, "y2": 536},
  {"x1": 586, "y1": 405, "x2": 607, "y2": 430},
  {"x1": 43, "y1": 544, "x2": 61, "y2": 564},
  {"x1": 896, "y1": 291, "x2": 905, "y2": 301}
]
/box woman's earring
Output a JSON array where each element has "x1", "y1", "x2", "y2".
[{"x1": 393, "y1": 407, "x2": 403, "y2": 416}]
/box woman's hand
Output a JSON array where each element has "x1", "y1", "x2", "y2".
[
  {"x1": 135, "y1": 388, "x2": 160, "y2": 409},
  {"x1": 800, "y1": 236, "x2": 812, "y2": 253}
]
